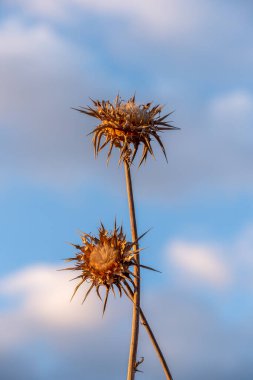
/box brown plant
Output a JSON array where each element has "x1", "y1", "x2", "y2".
[
  {"x1": 73, "y1": 95, "x2": 177, "y2": 166},
  {"x1": 70, "y1": 94, "x2": 176, "y2": 380},
  {"x1": 62, "y1": 222, "x2": 153, "y2": 314}
]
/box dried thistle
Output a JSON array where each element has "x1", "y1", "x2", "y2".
[
  {"x1": 62, "y1": 222, "x2": 153, "y2": 314},
  {"x1": 68, "y1": 93, "x2": 176, "y2": 380},
  {"x1": 73, "y1": 95, "x2": 177, "y2": 166}
]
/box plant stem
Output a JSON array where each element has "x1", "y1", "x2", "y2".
[
  {"x1": 124, "y1": 161, "x2": 140, "y2": 380},
  {"x1": 124, "y1": 161, "x2": 173, "y2": 380},
  {"x1": 124, "y1": 282, "x2": 174, "y2": 380}
]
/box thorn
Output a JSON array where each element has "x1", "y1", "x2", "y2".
[{"x1": 135, "y1": 357, "x2": 144, "y2": 373}]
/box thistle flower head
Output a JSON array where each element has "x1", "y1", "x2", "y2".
[
  {"x1": 62, "y1": 222, "x2": 154, "y2": 313},
  {"x1": 74, "y1": 95, "x2": 177, "y2": 166}
]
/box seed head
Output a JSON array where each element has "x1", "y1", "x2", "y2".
[
  {"x1": 62, "y1": 222, "x2": 155, "y2": 313},
  {"x1": 73, "y1": 95, "x2": 177, "y2": 166}
]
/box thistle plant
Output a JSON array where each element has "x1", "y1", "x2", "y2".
[
  {"x1": 62, "y1": 222, "x2": 152, "y2": 314},
  {"x1": 64, "y1": 95, "x2": 177, "y2": 379},
  {"x1": 73, "y1": 95, "x2": 175, "y2": 166}
]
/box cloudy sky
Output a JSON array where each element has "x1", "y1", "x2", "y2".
[{"x1": 0, "y1": 1, "x2": 253, "y2": 379}]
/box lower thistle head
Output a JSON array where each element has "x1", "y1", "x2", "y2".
[{"x1": 62, "y1": 222, "x2": 149, "y2": 314}]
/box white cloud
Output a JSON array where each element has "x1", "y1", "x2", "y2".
[
  {"x1": 209, "y1": 91, "x2": 253, "y2": 140},
  {"x1": 81, "y1": 0, "x2": 206, "y2": 40},
  {"x1": 5, "y1": 0, "x2": 253, "y2": 59},
  {"x1": 0, "y1": 263, "x2": 130, "y2": 355},
  {"x1": 5, "y1": 0, "x2": 208, "y2": 39},
  {"x1": 0, "y1": 264, "x2": 105, "y2": 331},
  {"x1": 168, "y1": 241, "x2": 229, "y2": 287},
  {"x1": 236, "y1": 224, "x2": 253, "y2": 262},
  {"x1": 0, "y1": 20, "x2": 114, "y2": 189},
  {"x1": 134, "y1": 86, "x2": 253, "y2": 200},
  {"x1": 5, "y1": 0, "x2": 67, "y2": 19},
  {"x1": 0, "y1": 266, "x2": 131, "y2": 380},
  {"x1": 233, "y1": 224, "x2": 253, "y2": 289},
  {"x1": 0, "y1": 19, "x2": 91, "y2": 113},
  {"x1": 166, "y1": 223, "x2": 253, "y2": 290},
  {"x1": 210, "y1": 91, "x2": 253, "y2": 119}
]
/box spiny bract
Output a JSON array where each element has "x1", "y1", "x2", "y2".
[
  {"x1": 62, "y1": 222, "x2": 155, "y2": 313},
  {"x1": 73, "y1": 95, "x2": 177, "y2": 166}
]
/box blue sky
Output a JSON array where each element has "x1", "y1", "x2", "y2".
[{"x1": 0, "y1": 1, "x2": 253, "y2": 379}]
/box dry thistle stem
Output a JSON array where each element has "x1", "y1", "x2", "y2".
[
  {"x1": 62, "y1": 222, "x2": 153, "y2": 314},
  {"x1": 73, "y1": 95, "x2": 177, "y2": 166}
]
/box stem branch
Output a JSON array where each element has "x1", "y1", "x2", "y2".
[{"x1": 124, "y1": 282, "x2": 174, "y2": 380}]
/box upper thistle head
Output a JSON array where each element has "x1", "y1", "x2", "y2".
[{"x1": 73, "y1": 95, "x2": 178, "y2": 166}]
